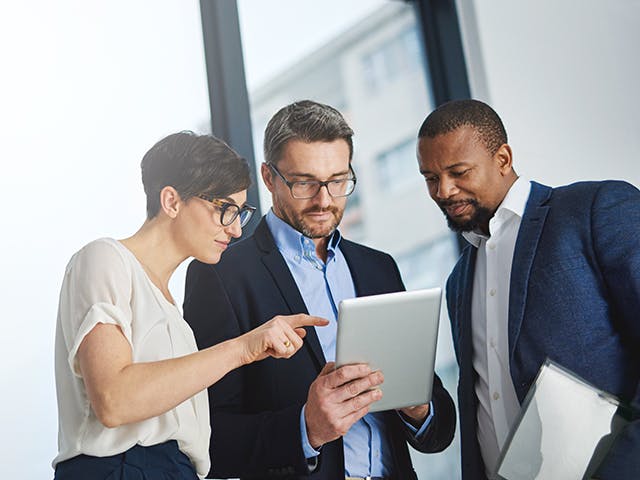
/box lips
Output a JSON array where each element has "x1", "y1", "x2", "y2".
[
  {"x1": 439, "y1": 200, "x2": 475, "y2": 217},
  {"x1": 215, "y1": 240, "x2": 229, "y2": 250},
  {"x1": 304, "y1": 208, "x2": 337, "y2": 222},
  {"x1": 306, "y1": 212, "x2": 332, "y2": 221},
  {"x1": 447, "y1": 203, "x2": 472, "y2": 217}
]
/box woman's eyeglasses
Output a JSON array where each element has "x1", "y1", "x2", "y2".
[{"x1": 198, "y1": 195, "x2": 256, "y2": 227}]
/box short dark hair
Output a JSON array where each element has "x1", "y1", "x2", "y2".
[
  {"x1": 141, "y1": 131, "x2": 251, "y2": 219},
  {"x1": 418, "y1": 99, "x2": 507, "y2": 155},
  {"x1": 263, "y1": 100, "x2": 354, "y2": 165}
]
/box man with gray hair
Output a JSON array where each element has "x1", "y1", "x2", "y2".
[{"x1": 184, "y1": 100, "x2": 456, "y2": 479}]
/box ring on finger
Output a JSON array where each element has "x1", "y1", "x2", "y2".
[{"x1": 283, "y1": 339, "x2": 291, "y2": 348}]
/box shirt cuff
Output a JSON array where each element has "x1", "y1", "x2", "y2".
[
  {"x1": 399, "y1": 401, "x2": 435, "y2": 438},
  {"x1": 300, "y1": 404, "x2": 321, "y2": 459}
]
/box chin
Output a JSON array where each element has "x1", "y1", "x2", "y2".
[
  {"x1": 307, "y1": 218, "x2": 340, "y2": 235},
  {"x1": 304, "y1": 225, "x2": 337, "y2": 239},
  {"x1": 194, "y1": 251, "x2": 223, "y2": 265}
]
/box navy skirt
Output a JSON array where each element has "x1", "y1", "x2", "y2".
[{"x1": 54, "y1": 440, "x2": 199, "y2": 480}]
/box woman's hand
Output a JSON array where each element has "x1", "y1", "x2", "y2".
[
  {"x1": 238, "y1": 314, "x2": 329, "y2": 364},
  {"x1": 76, "y1": 315, "x2": 327, "y2": 427}
]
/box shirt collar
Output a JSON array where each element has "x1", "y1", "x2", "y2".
[
  {"x1": 462, "y1": 177, "x2": 532, "y2": 248},
  {"x1": 265, "y1": 209, "x2": 342, "y2": 263}
]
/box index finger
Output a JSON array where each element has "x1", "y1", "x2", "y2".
[
  {"x1": 285, "y1": 314, "x2": 329, "y2": 329},
  {"x1": 324, "y1": 363, "x2": 373, "y2": 389}
]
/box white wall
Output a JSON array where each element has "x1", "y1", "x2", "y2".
[{"x1": 457, "y1": 0, "x2": 640, "y2": 187}]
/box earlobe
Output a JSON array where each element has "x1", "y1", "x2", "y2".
[{"x1": 159, "y1": 186, "x2": 181, "y2": 218}]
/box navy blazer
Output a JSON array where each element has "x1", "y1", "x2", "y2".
[
  {"x1": 446, "y1": 181, "x2": 640, "y2": 479},
  {"x1": 184, "y1": 218, "x2": 456, "y2": 479}
]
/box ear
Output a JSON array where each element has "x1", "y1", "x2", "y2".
[
  {"x1": 494, "y1": 143, "x2": 514, "y2": 176},
  {"x1": 159, "y1": 186, "x2": 181, "y2": 218},
  {"x1": 261, "y1": 162, "x2": 275, "y2": 193}
]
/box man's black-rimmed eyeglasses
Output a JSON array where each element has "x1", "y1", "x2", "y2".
[
  {"x1": 267, "y1": 162, "x2": 357, "y2": 199},
  {"x1": 198, "y1": 195, "x2": 256, "y2": 227}
]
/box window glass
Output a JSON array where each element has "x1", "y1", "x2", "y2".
[{"x1": 376, "y1": 137, "x2": 424, "y2": 193}]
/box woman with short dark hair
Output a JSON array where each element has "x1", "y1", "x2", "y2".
[{"x1": 52, "y1": 132, "x2": 327, "y2": 479}]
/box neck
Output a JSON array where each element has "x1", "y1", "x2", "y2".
[{"x1": 120, "y1": 218, "x2": 186, "y2": 295}]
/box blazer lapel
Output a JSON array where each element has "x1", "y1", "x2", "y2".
[
  {"x1": 254, "y1": 218, "x2": 326, "y2": 368},
  {"x1": 452, "y1": 245, "x2": 477, "y2": 402},
  {"x1": 340, "y1": 240, "x2": 373, "y2": 296},
  {"x1": 508, "y1": 181, "x2": 551, "y2": 361},
  {"x1": 459, "y1": 248, "x2": 477, "y2": 377}
]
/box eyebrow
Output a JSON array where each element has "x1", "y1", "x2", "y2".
[
  {"x1": 219, "y1": 196, "x2": 246, "y2": 207},
  {"x1": 286, "y1": 169, "x2": 352, "y2": 179},
  {"x1": 420, "y1": 162, "x2": 469, "y2": 175}
]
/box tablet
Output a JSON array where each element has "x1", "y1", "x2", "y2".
[{"x1": 335, "y1": 288, "x2": 441, "y2": 413}]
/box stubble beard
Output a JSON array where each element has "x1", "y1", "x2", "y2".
[{"x1": 276, "y1": 201, "x2": 344, "y2": 239}]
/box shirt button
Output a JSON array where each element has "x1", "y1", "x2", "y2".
[
  {"x1": 489, "y1": 288, "x2": 496, "y2": 296},
  {"x1": 493, "y1": 392, "x2": 500, "y2": 401},
  {"x1": 488, "y1": 243, "x2": 496, "y2": 250},
  {"x1": 294, "y1": 255, "x2": 301, "y2": 262}
]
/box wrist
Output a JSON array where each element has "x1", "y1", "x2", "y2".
[
  {"x1": 309, "y1": 435, "x2": 322, "y2": 451},
  {"x1": 399, "y1": 405, "x2": 429, "y2": 428},
  {"x1": 303, "y1": 408, "x2": 323, "y2": 450},
  {"x1": 226, "y1": 336, "x2": 251, "y2": 368}
]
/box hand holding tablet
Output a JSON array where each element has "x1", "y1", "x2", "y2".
[{"x1": 335, "y1": 288, "x2": 442, "y2": 413}]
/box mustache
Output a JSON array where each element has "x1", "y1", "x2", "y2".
[
  {"x1": 437, "y1": 198, "x2": 478, "y2": 209},
  {"x1": 302, "y1": 206, "x2": 340, "y2": 215}
]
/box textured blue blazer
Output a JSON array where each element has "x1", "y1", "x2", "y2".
[
  {"x1": 446, "y1": 181, "x2": 640, "y2": 480},
  {"x1": 184, "y1": 217, "x2": 456, "y2": 479}
]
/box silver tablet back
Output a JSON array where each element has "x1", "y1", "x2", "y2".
[{"x1": 335, "y1": 288, "x2": 442, "y2": 413}]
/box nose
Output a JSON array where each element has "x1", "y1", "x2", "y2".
[
  {"x1": 312, "y1": 184, "x2": 332, "y2": 208},
  {"x1": 435, "y1": 176, "x2": 459, "y2": 200},
  {"x1": 225, "y1": 216, "x2": 243, "y2": 239}
]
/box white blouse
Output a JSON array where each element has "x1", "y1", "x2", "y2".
[{"x1": 53, "y1": 238, "x2": 210, "y2": 477}]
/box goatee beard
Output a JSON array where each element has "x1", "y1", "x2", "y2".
[
  {"x1": 438, "y1": 199, "x2": 493, "y2": 233},
  {"x1": 279, "y1": 205, "x2": 344, "y2": 239},
  {"x1": 300, "y1": 207, "x2": 342, "y2": 238},
  {"x1": 302, "y1": 224, "x2": 338, "y2": 239}
]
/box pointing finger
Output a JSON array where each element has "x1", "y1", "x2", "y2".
[{"x1": 285, "y1": 315, "x2": 329, "y2": 329}]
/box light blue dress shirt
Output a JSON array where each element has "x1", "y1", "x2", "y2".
[{"x1": 265, "y1": 210, "x2": 433, "y2": 477}]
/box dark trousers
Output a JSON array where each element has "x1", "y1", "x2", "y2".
[{"x1": 54, "y1": 440, "x2": 198, "y2": 480}]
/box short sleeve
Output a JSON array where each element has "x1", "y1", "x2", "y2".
[{"x1": 57, "y1": 239, "x2": 134, "y2": 377}]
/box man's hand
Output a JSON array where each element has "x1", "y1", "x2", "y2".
[
  {"x1": 304, "y1": 362, "x2": 383, "y2": 449},
  {"x1": 398, "y1": 403, "x2": 430, "y2": 429}
]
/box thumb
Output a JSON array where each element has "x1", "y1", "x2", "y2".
[{"x1": 319, "y1": 361, "x2": 335, "y2": 376}]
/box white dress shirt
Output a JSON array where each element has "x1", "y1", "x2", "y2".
[
  {"x1": 53, "y1": 238, "x2": 210, "y2": 478},
  {"x1": 462, "y1": 177, "x2": 532, "y2": 475}
]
